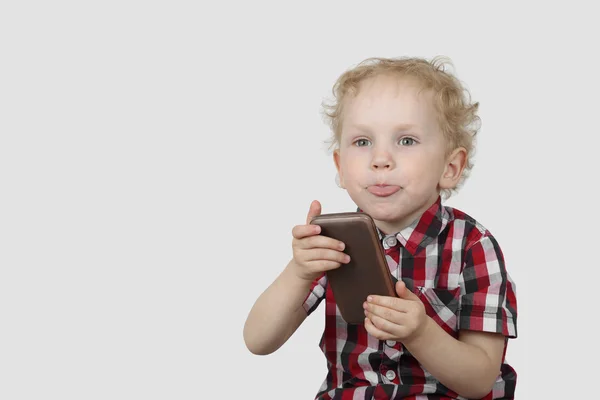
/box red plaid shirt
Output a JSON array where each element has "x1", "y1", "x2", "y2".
[{"x1": 303, "y1": 197, "x2": 518, "y2": 399}]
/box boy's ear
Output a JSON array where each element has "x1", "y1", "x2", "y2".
[
  {"x1": 333, "y1": 150, "x2": 346, "y2": 189},
  {"x1": 439, "y1": 147, "x2": 467, "y2": 190}
]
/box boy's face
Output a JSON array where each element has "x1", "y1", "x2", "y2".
[{"x1": 334, "y1": 74, "x2": 465, "y2": 234}]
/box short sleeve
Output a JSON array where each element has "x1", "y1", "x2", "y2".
[
  {"x1": 458, "y1": 235, "x2": 518, "y2": 338},
  {"x1": 302, "y1": 273, "x2": 328, "y2": 315}
]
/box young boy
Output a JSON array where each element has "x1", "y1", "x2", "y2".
[{"x1": 243, "y1": 56, "x2": 518, "y2": 400}]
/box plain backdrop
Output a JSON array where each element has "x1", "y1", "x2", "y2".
[{"x1": 1, "y1": 1, "x2": 598, "y2": 399}]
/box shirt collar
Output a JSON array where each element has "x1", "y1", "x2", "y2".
[{"x1": 357, "y1": 196, "x2": 449, "y2": 256}]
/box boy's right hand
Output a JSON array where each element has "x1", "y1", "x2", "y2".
[{"x1": 290, "y1": 200, "x2": 350, "y2": 282}]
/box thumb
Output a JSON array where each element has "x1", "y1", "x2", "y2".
[
  {"x1": 396, "y1": 280, "x2": 418, "y2": 300},
  {"x1": 306, "y1": 200, "x2": 322, "y2": 225}
]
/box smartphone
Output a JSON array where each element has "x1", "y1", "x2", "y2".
[{"x1": 310, "y1": 212, "x2": 397, "y2": 324}]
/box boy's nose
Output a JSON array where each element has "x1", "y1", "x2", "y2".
[
  {"x1": 371, "y1": 150, "x2": 395, "y2": 170},
  {"x1": 372, "y1": 160, "x2": 391, "y2": 169}
]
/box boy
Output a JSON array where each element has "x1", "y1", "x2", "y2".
[{"x1": 243, "y1": 56, "x2": 518, "y2": 400}]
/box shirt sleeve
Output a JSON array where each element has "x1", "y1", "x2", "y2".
[
  {"x1": 458, "y1": 234, "x2": 518, "y2": 338},
  {"x1": 302, "y1": 273, "x2": 328, "y2": 315}
]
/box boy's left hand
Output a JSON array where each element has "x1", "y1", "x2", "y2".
[{"x1": 363, "y1": 280, "x2": 428, "y2": 343}]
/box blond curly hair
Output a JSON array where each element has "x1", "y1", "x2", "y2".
[{"x1": 322, "y1": 56, "x2": 481, "y2": 198}]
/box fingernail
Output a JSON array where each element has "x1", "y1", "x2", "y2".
[
  {"x1": 339, "y1": 242, "x2": 345, "y2": 250},
  {"x1": 345, "y1": 255, "x2": 351, "y2": 263},
  {"x1": 367, "y1": 296, "x2": 373, "y2": 302}
]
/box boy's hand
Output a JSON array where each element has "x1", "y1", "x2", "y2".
[
  {"x1": 363, "y1": 280, "x2": 428, "y2": 343},
  {"x1": 289, "y1": 200, "x2": 350, "y2": 282}
]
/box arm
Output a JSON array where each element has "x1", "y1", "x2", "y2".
[
  {"x1": 403, "y1": 320, "x2": 505, "y2": 399},
  {"x1": 243, "y1": 260, "x2": 311, "y2": 355},
  {"x1": 243, "y1": 200, "x2": 348, "y2": 356}
]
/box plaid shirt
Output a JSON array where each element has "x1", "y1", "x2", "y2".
[{"x1": 303, "y1": 197, "x2": 518, "y2": 400}]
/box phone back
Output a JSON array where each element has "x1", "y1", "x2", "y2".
[{"x1": 310, "y1": 212, "x2": 396, "y2": 324}]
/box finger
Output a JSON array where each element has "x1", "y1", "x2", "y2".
[
  {"x1": 296, "y1": 235, "x2": 345, "y2": 251},
  {"x1": 367, "y1": 295, "x2": 409, "y2": 313},
  {"x1": 365, "y1": 312, "x2": 402, "y2": 338},
  {"x1": 306, "y1": 200, "x2": 322, "y2": 225},
  {"x1": 395, "y1": 281, "x2": 420, "y2": 301},
  {"x1": 292, "y1": 224, "x2": 321, "y2": 240},
  {"x1": 305, "y1": 260, "x2": 343, "y2": 272},
  {"x1": 364, "y1": 317, "x2": 394, "y2": 340},
  {"x1": 364, "y1": 302, "x2": 405, "y2": 325},
  {"x1": 302, "y1": 248, "x2": 350, "y2": 264}
]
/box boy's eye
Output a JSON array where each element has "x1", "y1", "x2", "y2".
[
  {"x1": 399, "y1": 137, "x2": 416, "y2": 146},
  {"x1": 354, "y1": 139, "x2": 371, "y2": 147}
]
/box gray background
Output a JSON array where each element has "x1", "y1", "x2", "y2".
[{"x1": 1, "y1": 1, "x2": 597, "y2": 399}]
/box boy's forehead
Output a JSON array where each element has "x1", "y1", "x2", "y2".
[
  {"x1": 352, "y1": 74, "x2": 430, "y2": 102},
  {"x1": 343, "y1": 74, "x2": 437, "y2": 126}
]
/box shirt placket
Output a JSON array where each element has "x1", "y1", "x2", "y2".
[
  {"x1": 379, "y1": 234, "x2": 402, "y2": 385},
  {"x1": 379, "y1": 339, "x2": 401, "y2": 385}
]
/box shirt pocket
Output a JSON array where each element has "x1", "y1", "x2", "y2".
[{"x1": 415, "y1": 286, "x2": 461, "y2": 337}]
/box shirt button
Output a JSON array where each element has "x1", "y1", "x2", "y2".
[
  {"x1": 385, "y1": 370, "x2": 396, "y2": 381},
  {"x1": 386, "y1": 340, "x2": 396, "y2": 347},
  {"x1": 385, "y1": 236, "x2": 397, "y2": 247}
]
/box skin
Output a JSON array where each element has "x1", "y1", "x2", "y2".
[{"x1": 244, "y1": 74, "x2": 505, "y2": 399}]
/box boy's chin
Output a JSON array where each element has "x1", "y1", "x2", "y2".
[
  {"x1": 360, "y1": 204, "x2": 404, "y2": 221},
  {"x1": 361, "y1": 201, "x2": 422, "y2": 223}
]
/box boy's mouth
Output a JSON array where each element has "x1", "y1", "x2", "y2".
[{"x1": 367, "y1": 184, "x2": 401, "y2": 197}]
